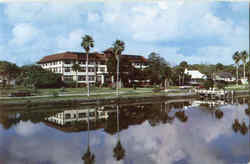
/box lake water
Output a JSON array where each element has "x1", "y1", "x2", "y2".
[{"x1": 0, "y1": 97, "x2": 249, "y2": 164}]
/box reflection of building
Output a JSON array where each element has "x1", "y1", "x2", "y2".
[
  {"x1": 191, "y1": 100, "x2": 226, "y2": 108},
  {"x1": 37, "y1": 50, "x2": 148, "y2": 85},
  {"x1": 45, "y1": 107, "x2": 116, "y2": 126}
]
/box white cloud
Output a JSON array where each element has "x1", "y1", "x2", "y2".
[
  {"x1": 88, "y1": 12, "x2": 101, "y2": 22},
  {"x1": 56, "y1": 29, "x2": 85, "y2": 51},
  {"x1": 10, "y1": 23, "x2": 40, "y2": 46},
  {"x1": 0, "y1": 1, "x2": 248, "y2": 65},
  {"x1": 15, "y1": 121, "x2": 42, "y2": 136}
]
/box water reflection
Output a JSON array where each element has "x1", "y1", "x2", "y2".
[
  {"x1": 82, "y1": 107, "x2": 95, "y2": 164},
  {"x1": 0, "y1": 97, "x2": 249, "y2": 164}
]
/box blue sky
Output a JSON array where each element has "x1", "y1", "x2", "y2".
[{"x1": 0, "y1": 1, "x2": 249, "y2": 66}]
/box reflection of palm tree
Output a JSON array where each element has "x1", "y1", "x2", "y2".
[
  {"x1": 215, "y1": 109, "x2": 224, "y2": 120},
  {"x1": 113, "y1": 140, "x2": 126, "y2": 161},
  {"x1": 232, "y1": 119, "x2": 241, "y2": 133},
  {"x1": 240, "y1": 121, "x2": 248, "y2": 135},
  {"x1": 232, "y1": 119, "x2": 248, "y2": 135},
  {"x1": 113, "y1": 104, "x2": 126, "y2": 161},
  {"x1": 82, "y1": 146, "x2": 95, "y2": 164},
  {"x1": 175, "y1": 111, "x2": 188, "y2": 123},
  {"x1": 82, "y1": 108, "x2": 95, "y2": 164}
]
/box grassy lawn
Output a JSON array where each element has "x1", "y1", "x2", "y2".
[
  {"x1": 225, "y1": 84, "x2": 249, "y2": 91},
  {"x1": 0, "y1": 86, "x2": 154, "y2": 97},
  {"x1": 0, "y1": 90, "x2": 167, "y2": 103}
]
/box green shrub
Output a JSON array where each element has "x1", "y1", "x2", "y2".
[
  {"x1": 216, "y1": 81, "x2": 227, "y2": 90},
  {"x1": 52, "y1": 91, "x2": 59, "y2": 97},
  {"x1": 203, "y1": 79, "x2": 214, "y2": 90}
]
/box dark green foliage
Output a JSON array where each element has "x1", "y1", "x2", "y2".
[
  {"x1": 113, "y1": 140, "x2": 126, "y2": 161},
  {"x1": 106, "y1": 49, "x2": 134, "y2": 87},
  {"x1": 175, "y1": 111, "x2": 188, "y2": 122},
  {"x1": 203, "y1": 79, "x2": 214, "y2": 90},
  {"x1": 240, "y1": 121, "x2": 248, "y2": 135},
  {"x1": 144, "y1": 52, "x2": 172, "y2": 85},
  {"x1": 17, "y1": 65, "x2": 65, "y2": 88},
  {"x1": 0, "y1": 61, "x2": 20, "y2": 87},
  {"x1": 216, "y1": 81, "x2": 227, "y2": 90},
  {"x1": 82, "y1": 147, "x2": 95, "y2": 164},
  {"x1": 232, "y1": 119, "x2": 241, "y2": 133},
  {"x1": 215, "y1": 109, "x2": 224, "y2": 119},
  {"x1": 52, "y1": 91, "x2": 59, "y2": 97}
]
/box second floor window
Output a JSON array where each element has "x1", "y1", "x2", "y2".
[
  {"x1": 64, "y1": 75, "x2": 73, "y2": 81},
  {"x1": 78, "y1": 76, "x2": 86, "y2": 81},
  {"x1": 79, "y1": 67, "x2": 86, "y2": 72},
  {"x1": 88, "y1": 68, "x2": 95, "y2": 72},
  {"x1": 65, "y1": 60, "x2": 71, "y2": 64},
  {"x1": 99, "y1": 67, "x2": 105, "y2": 72},
  {"x1": 65, "y1": 67, "x2": 71, "y2": 72}
]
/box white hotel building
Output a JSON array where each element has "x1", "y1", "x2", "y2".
[{"x1": 38, "y1": 49, "x2": 148, "y2": 86}]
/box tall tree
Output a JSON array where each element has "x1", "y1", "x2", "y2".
[
  {"x1": 106, "y1": 51, "x2": 133, "y2": 87},
  {"x1": 112, "y1": 40, "x2": 125, "y2": 96},
  {"x1": 179, "y1": 61, "x2": 189, "y2": 85},
  {"x1": 81, "y1": 35, "x2": 94, "y2": 96},
  {"x1": 240, "y1": 50, "x2": 249, "y2": 80},
  {"x1": 145, "y1": 52, "x2": 172, "y2": 86},
  {"x1": 72, "y1": 63, "x2": 81, "y2": 88},
  {"x1": 0, "y1": 61, "x2": 20, "y2": 87},
  {"x1": 215, "y1": 63, "x2": 224, "y2": 72},
  {"x1": 232, "y1": 51, "x2": 241, "y2": 86}
]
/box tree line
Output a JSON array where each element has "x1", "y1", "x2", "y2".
[{"x1": 0, "y1": 35, "x2": 249, "y2": 89}]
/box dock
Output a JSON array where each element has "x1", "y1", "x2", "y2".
[{"x1": 195, "y1": 89, "x2": 234, "y2": 100}]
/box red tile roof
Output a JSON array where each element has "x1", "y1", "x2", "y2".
[
  {"x1": 38, "y1": 51, "x2": 148, "y2": 64},
  {"x1": 37, "y1": 51, "x2": 105, "y2": 64}
]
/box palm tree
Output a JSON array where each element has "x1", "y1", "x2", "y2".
[
  {"x1": 240, "y1": 50, "x2": 249, "y2": 80},
  {"x1": 112, "y1": 40, "x2": 125, "y2": 96},
  {"x1": 113, "y1": 104, "x2": 126, "y2": 161},
  {"x1": 72, "y1": 63, "x2": 81, "y2": 88},
  {"x1": 233, "y1": 51, "x2": 241, "y2": 86},
  {"x1": 81, "y1": 35, "x2": 94, "y2": 97}
]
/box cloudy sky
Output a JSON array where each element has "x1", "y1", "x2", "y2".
[{"x1": 0, "y1": 1, "x2": 249, "y2": 66}]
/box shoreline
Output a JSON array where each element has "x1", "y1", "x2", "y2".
[{"x1": 0, "y1": 90, "x2": 248, "y2": 111}]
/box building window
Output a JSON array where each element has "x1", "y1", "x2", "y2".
[
  {"x1": 79, "y1": 67, "x2": 86, "y2": 72},
  {"x1": 65, "y1": 60, "x2": 71, "y2": 64},
  {"x1": 97, "y1": 76, "x2": 102, "y2": 82},
  {"x1": 89, "y1": 76, "x2": 95, "y2": 81},
  {"x1": 78, "y1": 76, "x2": 86, "y2": 81},
  {"x1": 99, "y1": 67, "x2": 105, "y2": 72},
  {"x1": 64, "y1": 75, "x2": 73, "y2": 81},
  {"x1": 88, "y1": 68, "x2": 95, "y2": 72},
  {"x1": 100, "y1": 61, "x2": 105, "y2": 65},
  {"x1": 65, "y1": 67, "x2": 71, "y2": 72},
  {"x1": 65, "y1": 113, "x2": 71, "y2": 119},
  {"x1": 89, "y1": 112, "x2": 95, "y2": 117},
  {"x1": 89, "y1": 61, "x2": 95, "y2": 65},
  {"x1": 79, "y1": 60, "x2": 86, "y2": 64},
  {"x1": 79, "y1": 113, "x2": 86, "y2": 118}
]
